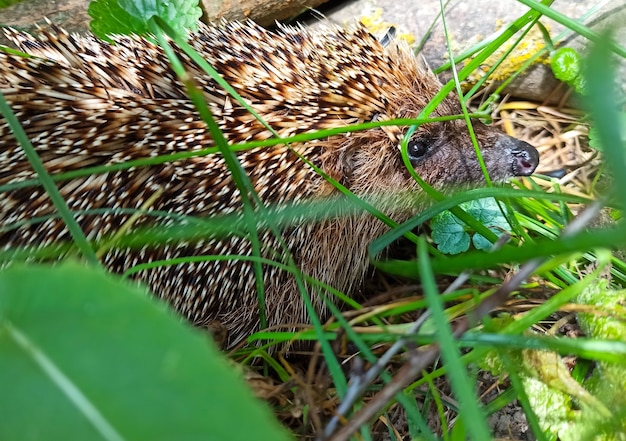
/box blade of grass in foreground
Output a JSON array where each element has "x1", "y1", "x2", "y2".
[
  {"x1": 417, "y1": 237, "x2": 491, "y2": 440},
  {"x1": 585, "y1": 30, "x2": 626, "y2": 208},
  {"x1": 0, "y1": 92, "x2": 99, "y2": 266}
]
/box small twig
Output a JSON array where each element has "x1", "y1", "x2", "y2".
[
  {"x1": 321, "y1": 312, "x2": 432, "y2": 439},
  {"x1": 322, "y1": 232, "x2": 512, "y2": 438}
]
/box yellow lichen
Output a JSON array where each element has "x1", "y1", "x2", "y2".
[
  {"x1": 358, "y1": 8, "x2": 416, "y2": 46},
  {"x1": 461, "y1": 23, "x2": 551, "y2": 88}
]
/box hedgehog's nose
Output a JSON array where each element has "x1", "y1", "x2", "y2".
[
  {"x1": 511, "y1": 140, "x2": 540, "y2": 176},
  {"x1": 500, "y1": 135, "x2": 539, "y2": 176}
]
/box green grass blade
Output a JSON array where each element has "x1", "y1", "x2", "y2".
[
  {"x1": 417, "y1": 237, "x2": 491, "y2": 440},
  {"x1": 0, "y1": 93, "x2": 99, "y2": 266},
  {"x1": 516, "y1": 0, "x2": 626, "y2": 58}
]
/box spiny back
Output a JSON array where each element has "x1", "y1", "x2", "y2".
[
  {"x1": 3, "y1": 22, "x2": 420, "y2": 142},
  {"x1": 0, "y1": 22, "x2": 538, "y2": 347}
]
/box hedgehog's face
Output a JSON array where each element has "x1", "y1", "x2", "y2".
[
  {"x1": 331, "y1": 119, "x2": 538, "y2": 202},
  {"x1": 401, "y1": 120, "x2": 539, "y2": 191}
]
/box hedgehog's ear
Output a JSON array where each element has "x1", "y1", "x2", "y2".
[{"x1": 378, "y1": 27, "x2": 396, "y2": 47}]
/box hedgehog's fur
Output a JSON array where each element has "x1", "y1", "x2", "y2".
[{"x1": 0, "y1": 22, "x2": 539, "y2": 348}]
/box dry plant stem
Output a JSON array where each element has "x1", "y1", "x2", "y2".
[
  {"x1": 322, "y1": 234, "x2": 512, "y2": 437},
  {"x1": 323, "y1": 338, "x2": 455, "y2": 441},
  {"x1": 322, "y1": 313, "x2": 433, "y2": 438},
  {"x1": 323, "y1": 200, "x2": 604, "y2": 441}
]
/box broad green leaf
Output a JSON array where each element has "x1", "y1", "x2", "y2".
[
  {"x1": 0, "y1": 263, "x2": 291, "y2": 441},
  {"x1": 431, "y1": 198, "x2": 511, "y2": 254},
  {"x1": 89, "y1": 0, "x2": 201, "y2": 39},
  {"x1": 431, "y1": 210, "x2": 470, "y2": 254},
  {"x1": 576, "y1": 282, "x2": 626, "y2": 437},
  {"x1": 88, "y1": 0, "x2": 149, "y2": 39},
  {"x1": 516, "y1": 281, "x2": 626, "y2": 440}
]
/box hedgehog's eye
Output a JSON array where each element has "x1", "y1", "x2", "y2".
[{"x1": 406, "y1": 139, "x2": 429, "y2": 161}]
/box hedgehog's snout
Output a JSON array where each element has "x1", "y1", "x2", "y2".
[
  {"x1": 497, "y1": 135, "x2": 540, "y2": 177},
  {"x1": 511, "y1": 140, "x2": 540, "y2": 176}
]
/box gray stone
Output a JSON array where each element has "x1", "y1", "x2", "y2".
[{"x1": 314, "y1": 0, "x2": 626, "y2": 105}]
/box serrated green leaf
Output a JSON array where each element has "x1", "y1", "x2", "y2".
[
  {"x1": 467, "y1": 198, "x2": 511, "y2": 251},
  {"x1": 432, "y1": 198, "x2": 511, "y2": 254},
  {"x1": 551, "y1": 47, "x2": 582, "y2": 83},
  {"x1": 120, "y1": 0, "x2": 158, "y2": 20},
  {"x1": 431, "y1": 210, "x2": 470, "y2": 254},
  {"x1": 0, "y1": 263, "x2": 291, "y2": 441},
  {"x1": 572, "y1": 73, "x2": 586, "y2": 95},
  {"x1": 472, "y1": 232, "x2": 496, "y2": 250}
]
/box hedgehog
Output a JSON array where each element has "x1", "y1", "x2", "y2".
[{"x1": 0, "y1": 21, "x2": 539, "y2": 348}]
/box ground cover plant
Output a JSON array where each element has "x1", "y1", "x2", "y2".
[{"x1": 0, "y1": 0, "x2": 625, "y2": 439}]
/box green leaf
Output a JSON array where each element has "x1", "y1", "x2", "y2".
[
  {"x1": 511, "y1": 279, "x2": 626, "y2": 440},
  {"x1": 577, "y1": 282, "x2": 626, "y2": 436},
  {"x1": 120, "y1": 0, "x2": 158, "y2": 20},
  {"x1": 88, "y1": 0, "x2": 149, "y2": 39},
  {"x1": 89, "y1": 0, "x2": 201, "y2": 38},
  {"x1": 431, "y1": 198, "x2": 511, "y2": 254},
  {"x1": 577, "y1": 282, "x2": 626, "y2": 341},
  {"x1": 571, "y1": 73, "x2": 586, "y2": 95},
  {"x1": 551, "y1": 47, "x2": 581, "y2": 83},
  {"x1": 431, "y1": 210, "x2": 470, "y2": 254},
  {"x1": 0, "y1": 263, "x2": 292, "y2": 441},
  {"x1": 468, "y1": 198, "x2": 511, "y2": 250}
]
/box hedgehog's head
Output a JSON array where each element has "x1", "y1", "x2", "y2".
[
  {"x1": 323, "y1": 95, "x2": 539, "y2": 203},
  {"x1": 321, "y1": 32, "x2": 539, "y2": 200},
  {"x1": 400, "y1": 117, "x2": 539, "y2": 189},
  {"x1": 381, "y1": 53, "x2": 539, "y2": 192}
]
